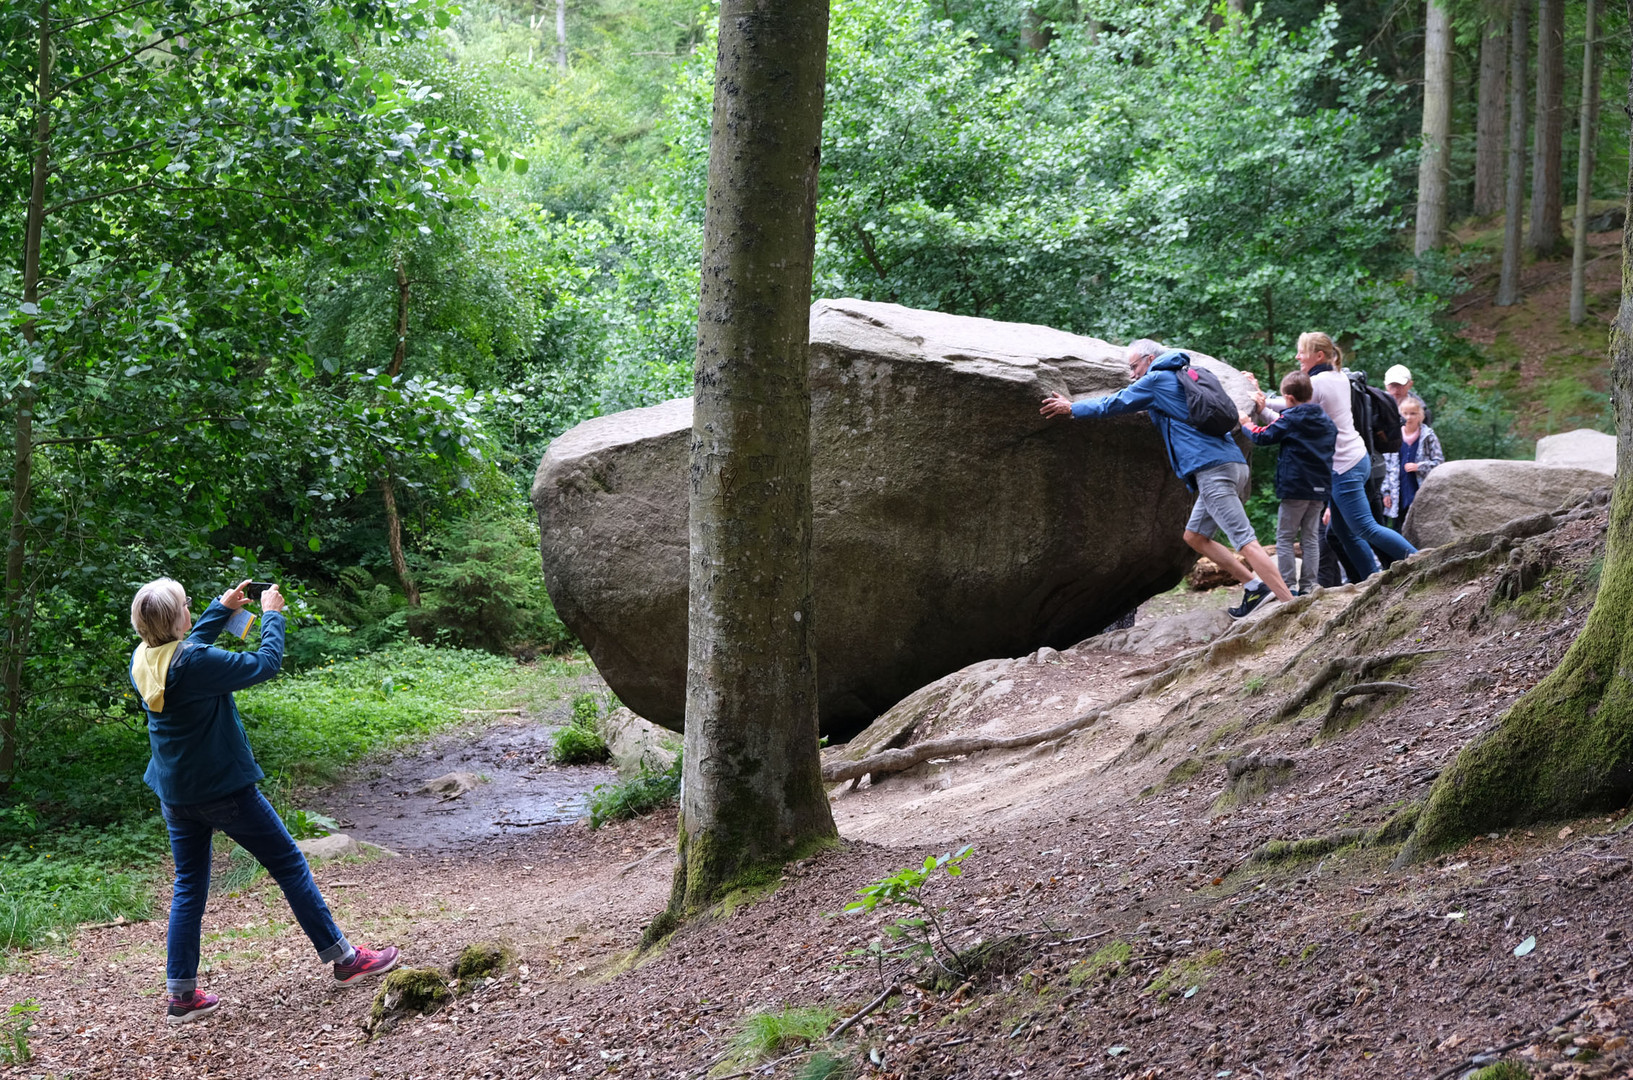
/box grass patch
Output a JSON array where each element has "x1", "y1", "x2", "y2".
[
  {"x1": 730, "y1": 1006, "x2": 838, "y2": 1062},
  {"x1": 1067, "y1": 940, "x2": 1131, "y2": 986},
  {"x1": 1147, "y1": 948, "x2": 1225, "y2": 1001},
  {"x1": 1468, "y1": 1062, "x2": 1531, "y2": 1080},
  {"x1": 797, "y1": 1051, "x2": 854, "y2": 1080},
  {"x1": 588, "y1": 755, "x2": 681, "y2": 828}
]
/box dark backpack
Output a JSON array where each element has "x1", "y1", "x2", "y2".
[
  {"x1": 1347, "y1": 369, "x2": 1403, "y2": 454},
  {"x1": 1174, "y1": 356, "x2": 1239, "y2": 437}
]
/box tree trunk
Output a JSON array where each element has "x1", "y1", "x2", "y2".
[
  {"x1": 1020, "y1": 6, "x2": 1050, "y2": 52},
  {"x1": 1474, "y1": 10, "x2": 1508, "y2": 217},
  {"x1": 1415, "y1": 0, "x2": 1454, "y2": 255},
  {"x1": 1403, "y1": 16, "x2": 1633, "y2": 859},
  {"x1": 555, "y1": 0, "x2": 567, "y2": 73},
  {"x1": 1529, "y1": 0, "x2": 1566, "y2": 256},
  {"x1": 1571, "y1": 0, "x2": 1601, "y2": 325},
  {"x1": 3, "y1": 0, "x2": 53, "y2": 786},
  {"x1": 1497, "y1": 0, "x2": 1530, "y2": 306},
  {"x1": 657, "y1": 0, "x2": 837, "y2": 930},
  {"x1": 381, "y1": 258, "x2": 419, "y2": 607}
]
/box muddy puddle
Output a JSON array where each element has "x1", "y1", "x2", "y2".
[{"x1": 313, "y1": 718, "x2": 618, "y2": 854}]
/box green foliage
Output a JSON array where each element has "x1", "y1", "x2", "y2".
[
  {"x1": 552, "y1": 692, "x2": 611, "y2": 765},
  {"x1": 839, "y1": 845, "x2": 975, "y2": 978},
  {"x1": 587, "y1": 754, "x2": 680, "y2": 828},
  {"x1": 732, "y1": 1006, "x2": 839, "y2": 1061},
  {"x1": 0, "y1": 832, "x2": 156, "y2": 951},
  {"x1": 1468, "y1": 1063, "x2": 1531, "y2": 1080},
  {"x1": 284, "y1": 809, "x2": 340, "y2": 842},
  {"x1": 0, "y1": 999, "x2": 38, "y2": 1065},
  {"x1": 411, "y1": 504, "x2": 574, "y2": 654},
  {"x1": 238, "y1": 643, "x2": 521, "y2": 786},
  {"x1": 797, "y1": 1052, "x2": 855, "y2": 1080}
]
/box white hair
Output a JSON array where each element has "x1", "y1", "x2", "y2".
[
  {"x1": 1126, "y1": 338, "x2": 1165, "y2": 362},
  {"x1": 131, "y1": 578, "x2": 190, "y2": 646}
]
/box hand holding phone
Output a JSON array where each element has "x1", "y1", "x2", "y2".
[{"x1": 243, "y1": 582, "x2": 276, "y2": 601}]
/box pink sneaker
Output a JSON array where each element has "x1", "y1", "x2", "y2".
[
  {"x1": 166, "y1": 989, "x2": 220, "y2": 1025},
  {"x1": 333, "y1": 944, "x2": 399, "y2": 985}
]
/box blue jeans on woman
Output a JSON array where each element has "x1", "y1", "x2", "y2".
[
  {"x1": 1327, "y1": 455, "x2": 1417, "y2": 579},
  {"x1": 161, "y1": 785, "x2": 351, "y2": 993}
]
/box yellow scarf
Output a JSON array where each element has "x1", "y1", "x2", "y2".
[{"x1": 131, "y1": 640, "x2": 182, "y2": 713}]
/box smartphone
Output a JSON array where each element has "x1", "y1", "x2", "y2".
[{"x1": 243, "y1": 582, "x2": 276, "y2": 601}]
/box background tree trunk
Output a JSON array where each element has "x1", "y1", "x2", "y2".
[
  {"x1": 1474, "y1": 9, "x2": 1508, "y2": 217},
  {"x1": 1529, "y1": 0, "x2": 1565, "y2": 256},
  {"x1": 1571, "y1": 0, "x2": 1601, "y2": 325},
  {"x1": 1021, "y1": 6, "x2": 1050, "y2": 51},
  {"x1": 1497, "y1": 0, "x2": 1530, "y2": 306},
  {"x1": 1415, "y1": 0, "x2": 1454, "y2": 255},
  {"x1": 657, "y1": 0, "x2": 838, "y2": 928},
  {"x1": 555, "y1": 0, "x2": 567, "y2": 73},
  {"x1": 4, "y1": 0, "x2": 53, "y2": 786},
  {"x1": 1404, "y1": 20, "x2": 1633, "y2": 859},
  {"x1": 381, "y1": 258, "x2": 419, "y2": 607}
]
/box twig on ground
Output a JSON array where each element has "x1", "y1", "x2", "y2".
[
  {"x1": 1424, "y1": 1003, "x2": 1590, "y2": 1080},
  {"x1": 828, "y1": 981, "x2": 903, "y2": 1041},
  {"x1": 1323, "y1": 681, "x2": 1415, "y2": 727}
]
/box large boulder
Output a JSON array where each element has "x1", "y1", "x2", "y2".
[
  {"x1": 532, "y1": 299, "x2": 1258, "y2": 735},
  {"x1": 1535, "y1": 428, "x2": 1616, "y2": 475},
  {"x1": 1402, "y1": 459, "x2": 1609, "y2": 548}
]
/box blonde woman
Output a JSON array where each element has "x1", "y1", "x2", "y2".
[
  {"x1": 130, "y1": 577, "x2": 399, "y2": 1024},
  {"x1": 1254, "y1": 333, "x2": 1416, "y2": 578}
]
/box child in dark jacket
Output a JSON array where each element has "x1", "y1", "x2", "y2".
[{"x1": 1240, "y1": 371, "x2": 1338, "y2": 594}]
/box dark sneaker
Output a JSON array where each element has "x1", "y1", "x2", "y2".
[
  {"x1": 334, "y1": 944, "x2": 399, "y2": 985},
  {"x1": 1228, "y1": 582, "x2": 1271, "y2": 619},
  {"x1": 166, "y1": 989, "x2": 220, "y2": 1025}
]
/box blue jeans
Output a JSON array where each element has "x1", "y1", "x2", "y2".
[
  {"x1": 1327, "y1": 456, "x2": 1417, "y2": 579},
  {"x1": 161, "y1": 786, "x2": 351, "y2": 993}
]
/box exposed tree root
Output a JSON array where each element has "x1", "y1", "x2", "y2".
[
  {"x1": 822, "y1": 707, "x2": 1110, "y2": 783},
  {"x1": 1245, "y1": 804, "x2": 1420, "y2": 867},
  {"x1": 1269, "y1": 651, "x2": 1438, "y2": 724}
]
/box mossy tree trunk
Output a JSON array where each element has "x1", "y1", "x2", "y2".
[
  {"x1": 659, "y1": 0, "x2": 838, "y2": 927},
  {"x1": 1497, "y1": 0, "x2": 1530, "y2": 307},
  {"x1": 1406, "y1": 18, "x2": 1633, "y2": 857},
  {"x1": 1414, "y1": 0, "x2": 1452, "y2": 255},
  {"x1": 1529, "y1": 0, "x2": 1566, "y2": 257}
]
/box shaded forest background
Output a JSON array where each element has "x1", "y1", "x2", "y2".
[{"x1": 0, "y1": 0, "x2": 1624, "y2": 945}]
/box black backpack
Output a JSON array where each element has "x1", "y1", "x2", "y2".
[
  {"x1": 1347, "y1": 369, "x2": 1403, "y2": 454},
  {"x1": 1174, "y1": 356, "x2": 1239, "y2": 437}
]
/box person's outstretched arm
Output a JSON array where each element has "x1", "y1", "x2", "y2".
[
  {"x1": 185, "y1": 579, "x2": 255, "y2": 645},
  {"x1": 186, "y1": 585, "x2": 286, "y2": 694}
]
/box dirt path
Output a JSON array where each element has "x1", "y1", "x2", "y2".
[{"x1": 9, "y1": 522, "x2": 1633, "y2": 1080}]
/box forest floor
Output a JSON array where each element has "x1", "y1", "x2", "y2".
[{"x1": 5, "y1": 500, "x2": 1632, "y2": 1080}]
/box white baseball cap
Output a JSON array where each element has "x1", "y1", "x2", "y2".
[{"x1": 1384, "y1": 364, "x2": 1412, "y2": 387}]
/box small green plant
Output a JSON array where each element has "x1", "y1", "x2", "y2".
[
  {"x1": 732, "y1": 1005, "x2": 838, "y2": 1061},
  {"x1": 838, "y1": 845, "x2": 975, "y2": 980},
  {"x1": 0, "y1": 998, "x2": 38, "y2": 1065},
  {"x1": 588, "y1": 755, "x2": 681, "y2": 828},
  {"x1": 1243, "y1": 675, "x2": 1266, "y2": 696},
  {"x1": 1468, "y1": 1062, "x2": 1531, "y2": 1080},
  {"x1": 284, "y1": 809, "x2": 340, "y2": 841},
  {"x1": 796, "y1": 1051, "x2": 853, "y2": 1080},
  {"x1": 553, "y1": 693, "x2": 610, "y2": 764}
]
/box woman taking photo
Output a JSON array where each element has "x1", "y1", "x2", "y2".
[
  {"x1": 1254, "y1": 332, "x2": 1416, "y2": 578},
  {"x1": 130, "y1": 577, "x2": 400, "y2": 1024}
]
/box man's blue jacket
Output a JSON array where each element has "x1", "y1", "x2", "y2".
[
  {"x1": 133, "y1": 600, "x2": 284, "y2": 806},
  {"x1": 1069, "y1": 351, "x2": 1244, "y2": 487}
]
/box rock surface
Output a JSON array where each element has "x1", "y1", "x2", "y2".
[
  {"x1": 1535, "y1": 428, "x2": 1616, "y2": 475},
  {"x1": 532, "y1": 299, "x2": 1259, "y2": 734},
  {"x1": 1402, "y1": 459, "x2": 1609, "y2": 548},
  {"x1": 601, "y1": 706, "x2": 679, "y2": 779},
  {"x1": 296, "y1": 833, "x2": 363, "y2": 860},
  {"x1": 417, "y1": 772, "x2": 482, "y2": 797},
  {"x1": 1077, "y1": 606, "x2": 1234, "y2": 655}
]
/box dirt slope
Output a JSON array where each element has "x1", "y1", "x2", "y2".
[{"x1": 6, "y1": 501, "x2": 1633, "y2": 1080}]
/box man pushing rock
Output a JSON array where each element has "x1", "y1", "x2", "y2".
[{"x1": 1040, "y1": 339, "x2": 1292, "y2": 616}]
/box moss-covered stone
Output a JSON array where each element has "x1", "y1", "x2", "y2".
[
  {"x1": 366, "y1": 967, "x2": 452, "y2": 1035},
  {"x1": 449, "y1": 941, "x2": 513, "y2": 983}
]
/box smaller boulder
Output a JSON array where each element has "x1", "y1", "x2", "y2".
[
  {"x1": 417, "y1": 772, "x2": 482, "y2": 797},
  {"x1": 297, "y1": 833, "x2": 363, "y2": 861},
  {"x1": 601, "y1": 707, "x2": 680, "y2": 780},
  {"x1": 366, "y1": 967, "x2": 452, "y2": 1037},
  {"x1": 1402, "y1": 460, "x2": 1609, "y2": 548},
  {"x1": 1586, "y1": 206, "x2": 1626, "y2": 233},
  {"x1": 1535, "y1": 428, "x2": 1616, "y2": 475},
  {"x1": 1079, "y1": 607, "x2": 1234, "y2": 656}
]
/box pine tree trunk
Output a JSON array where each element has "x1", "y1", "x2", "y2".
[
  {"x1": 1405, "y1": 17, "x2": 1633, "y2": 858},
  {"x1": 1415, "y1": 0, "x2": 1454, "y2": 255},
  {"x1": 657, "y1": 0, "x2": 838, "y2": 929},
  {"x1": 1474, "y1": 11, "x2": 1508, "y2": 217},
  {"x1": 1571, "y1": 0, "x2": 1601, "y2": 325},
  {"x1": 3, "y1": 0, "x2": 53, "y2": 786},
  {"x1": 1020, "y1": 6, "x2": 1050, "y2": 51},
  {"x1": 1497, "y1": 0, "x2": 1530, "y2": 306},
  {"x1": 1530, "y1": 0, "x2": 1566, "y2": 256}
]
